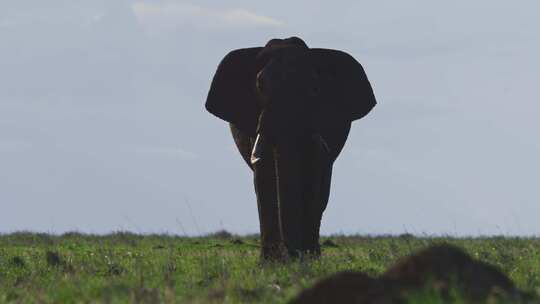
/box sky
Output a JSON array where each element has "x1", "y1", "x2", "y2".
[{"x1": 1, "y1": 1, "x2": 539, "y2": 236}]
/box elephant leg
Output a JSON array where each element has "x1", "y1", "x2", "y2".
[
  {"x1": 253, "y1": 147, "x2": 283, "y2": 260},
  {"x1": 301, "y1": 123, "x2": 349, "y2": 255},
  {"x1": 230, "y1": 123, "x2": 283, "y2": 260},
  {"x1": 307, "y1": 166, "x2": 332, "y2": 256},
  {"x1": 302, "y1": 141, "x2": 333, "y2": 257},
  {"x1": 273, "y1": 139, "x2": 310, "y2": 258}
]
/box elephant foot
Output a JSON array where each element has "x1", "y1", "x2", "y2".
[
  {"x1": 304, "y1": 245, "x2": 322, "y2": 259},
  {"x1": 260, "y1": 243, "x2": 288, "y2": 262},
  {"x1": 303, "y1": 235, "x2": 322, "y2": 258},
  {"x1": 260, "y1": 243, "x2": 321, "y2": 263},
  {"x1": 305, "y1": 248, "x2": 322, "y2": 259},
  {"x1": 283, "y1": 246, "x2": 321, "y2": 262},
  {"x1": 259, "y1": 238, "x2": 321, "y2": 263}
]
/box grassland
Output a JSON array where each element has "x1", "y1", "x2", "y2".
[{"x1": 0, "y1": 232, "x2": 539, "y2": 303}]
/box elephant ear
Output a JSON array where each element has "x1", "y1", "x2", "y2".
[
  {"x1": 205, "y1": 47, "x2": 263, "y2": 136},
  {"x1": 308, "y1": 49, "x2": 376, "y2": 131}
]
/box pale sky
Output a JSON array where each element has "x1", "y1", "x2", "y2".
[{"x1": 1, "y1": 1, "x2": 539, "y2": 236}]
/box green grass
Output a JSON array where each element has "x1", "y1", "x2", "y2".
[{"x1": 0, "y1": 232, "x2": 539, "y2": 303}]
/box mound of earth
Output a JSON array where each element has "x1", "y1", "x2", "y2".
[
  {"x1": 382, "y1": 244, "x2": 516, "y2": 301},
  {"x1": 291, "y1": 244, "x2": 523, "y2": 304},
  {"x1": 288, "y1": 271, "x2": 393, "y2": 304}
]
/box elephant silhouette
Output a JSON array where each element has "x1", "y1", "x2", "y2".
[{"x1": 206, "y1": 37, "x2": 376, "y2": 260}]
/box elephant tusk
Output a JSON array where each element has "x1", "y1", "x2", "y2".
[{"x1": 251, "y1": 134, "x2": 264, "y2": 165}]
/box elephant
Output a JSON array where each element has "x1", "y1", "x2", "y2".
[{"x1": 205, "y1": 37, "x2": 376, "y2": 260}]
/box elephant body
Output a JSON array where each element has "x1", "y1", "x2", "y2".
[
  {"x1": 206, "y1": 37, "x2": 376, "y2": 260},
  {"x1": 230, "y1": 122, "x2": 350, "y2": 258}
]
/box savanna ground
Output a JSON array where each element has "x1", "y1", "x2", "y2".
[{"x1": 1, "y1": 232, "x2": 539, "y2": 303}]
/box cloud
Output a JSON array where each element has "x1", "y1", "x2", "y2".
[{"x1": 131, "y1": 2, "x2": 284, "y2": 30}]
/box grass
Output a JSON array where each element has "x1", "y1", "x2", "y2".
[{"x1": 0, "y1": 232, "x2": 539, "y2": 303}]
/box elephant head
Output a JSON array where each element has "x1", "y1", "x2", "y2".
[
  {"x1": 206, "y1": 37, "x2": 376, "y2": 140},
  {"x1": 205, "y1": 37, "x2": 376, "y2": 259}
]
